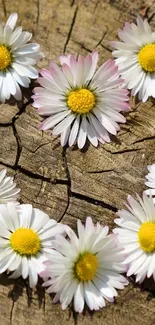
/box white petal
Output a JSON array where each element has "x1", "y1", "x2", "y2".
[
  {"x1": 62, "y1": 63, "x2": 74, "y2": 85},
  {"x1": 8, "y1": 254, "x2": 21, "y2": 271},
  {"x1": 74, "y1": 283, "x2": 85, "y2": 313},
  {"x1": 69, "y1": 115, "x2": 80, "y2": 147},
  {"x1": 12, "y1": 63, "x2": 38, "y2": 79},
  {"x1": 30, "y1": 208, "x2": 49, "y2": 232},
  {"x1": 87, "y1": 121, "x2": 98, "y2": 147},
  {"x1": 52, "y1": 113, "x2": 75, "y2": 136},
  {"x1": 77, "y1": 115, "x2": 87, "y2": 149},
  {"x1": 28, "y1": 259, "x2": 38, "y2": 288},
  {"x1": 19, "y1": 204, "x2": 32, "y2": 228},
  {"x1": 5, "y1": 71, "x2": 16, "y2": 95},
  {"x1": 40, "y1": 110, "x2": 70, "y2": 131},
  {"x1": 21, "y1": 256, "x2": 29, "y2": 279},
  {"x1": 14, "y1": 43, "x2": 40, "y2": 55},
  {"x1": 60, "y1": 125, "x2": 71, "y2": 146},
  {"x1": 6, "y1": 13, "x2": 18, "y2": 30}
]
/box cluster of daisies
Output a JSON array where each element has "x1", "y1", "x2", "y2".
[
  {"x1": 0, "y1": 166, "x2": 155, "y2": 313},
  {"x1": 0, "y1": 12, "x2": 155, "y2": 313},
  {"x1": 1, "y1": 13, "x2": 155, "y2": 148}
]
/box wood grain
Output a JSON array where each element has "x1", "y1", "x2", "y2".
[{"x1": 0, "y1": 0, "x2": 155, "y2": 323}]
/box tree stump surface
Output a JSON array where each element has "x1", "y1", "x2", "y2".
[{"x1": 0, "y1": 0, "x2": 155, "y2": 324}]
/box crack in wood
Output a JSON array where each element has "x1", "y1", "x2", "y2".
[
  {"x1": 9, "y1": 300, "x2": 14, "y2": 325},
  {"x1": 112, "y1": 148, "x2": 142, "y2": 154},
  {"x1": 87, "y1": 169, "x2": 115, "y2": 174},
  {"x1": 0, "y1": 98, "x2": 32, "y2": 128},
  {"x1": 43, "y1": 290, "x2": 46, "y2": 314},
  {"x1": 30, "y1": 142, "x2": 52, "y2": 154},
  {"x1": 109, "y1": 0, "x2": 116, "y2": 4},
  {"x1": 63, "y1": 6, "x2": 78, "y2": 53},
  {"x1": 71, "y1": 191, "x2": 117, "y2": 212},
  {"x1": 16, "y1": 166, "x2": 70, "y2": 185},
  {"x1": 103, "y1": 147, "x2": 142, "y2": 155},
  {"x1": 141, "y1": 6, "x2": 155, "y2": 23},
  {"x1": 74, "y1": 41, "x2": 92, "y2": 52},
  {"x1": 148, "y1": 13, "x2": 155, "y2": 23},
  {"x1": 0, "y1": 121, "x2": 12, "y2": 127},
  {"x1": 96, "y1": 31, "x2": 107, "y2": 47},
  {"x1": 12, "y1": 122, "x2": 22, "y2": 168},
  {"x1": 132, "y1": 135, "x2": 155, "y2": 144},
  {"x1": 0, "y1": 154, "x2": 117, "y2": 218},
  {"x1": 2, "y1": 0, "x2": 7, "y2": 17},
  {"x1": 70, "y1": 0, "x2": 76, "y2": 6},
  {"x1": 69, "y1": 306, "x2": 78, "y2": 325},
  {"x1": 0, "y1": 98, "x2": 34, "y2": 170},
  {"x1": 100, "y1": 43, "x2": 112, "y2": 52},
  {"x1": 36, "y1": 0, "x2": 40, "y2": 27},
  {"x1": 15, "y1": 98, "x2": 33, "y2": 119},
  {"x1": 25, "y1": 281, "x2": 33, "y2": 307},
  {"x1": 58, "y1": 147, "x2": 71, "y2": 222},
  {"x1": 0, "y1": 160, "x2": 69, "y2": 185}
]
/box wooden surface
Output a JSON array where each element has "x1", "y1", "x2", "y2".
[{"x1": 1, "y1": 0, "x2": 155, "y2": 324}]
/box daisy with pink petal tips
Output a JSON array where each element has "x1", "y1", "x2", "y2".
[{"x1": 32, "y1": 51, "x2": 129, "y2": 149}]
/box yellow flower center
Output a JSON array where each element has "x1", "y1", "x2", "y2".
[
  {"x1": 0, "y1": 45, "x2": 12, "y2": 70},
  {"x1": 67, "y1": 88, "x2": 95, "y2": 114},
  {"x1": 10, "y1": 228, "x2": 41, "y2": 256},
  {"x1": 138, "y1": 222, "x2": 155, "y2": 253},
  {"x1": 138, "y1": 44, "x2": 155, "y2": 72},
  {"x1": 74, "y1": 252, "x2": 98, "y2": 281}
]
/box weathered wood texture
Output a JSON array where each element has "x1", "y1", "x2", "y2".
[{"x1": 0, "y1": 0, "x2": 155, "y2": 324}]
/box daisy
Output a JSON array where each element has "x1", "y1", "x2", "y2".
[
  {"x1": 41, "y1": 217, "x2": 128, "y2": 312},
  {"x1": 32, "y1": 51, "x2": 129, "y2": 149},
  {"x1": 114, "y1": 193, "x2": 155, "y2": 283},
  {"x1": 0, "y1": 169, "x2": 20, "y2": 204},
  {"x1": 0, "y1": 12, "x2": 42, "y2": 102},
  {"x1": 144, "y1": 164, "x2": 155, "y2": 202},
  {"x1": 111, "y1": 16, "x2": 155, "y2": 102},
  {"x1": 0, "y1": 202, "x2": 64, "y2": 287}
]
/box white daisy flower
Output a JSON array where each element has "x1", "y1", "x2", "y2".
[
  {"x1": 0, "y1": 169, "x2": 20, "y2": 204},
  {"x1": 114, "y1": 193, "x2": 155, "y2": 283},
  {"x1": 0, "y1": 203, "x2": 64, "y2": 287},
  {"x1": 32, "y1": 51, "x2": 129, "y2": 149},
  {"x1": 0, "y1": 12, "x2": 42, "y2": 102},
  {"x1": 111, "y1": 16, "x2": 155, "y2": 102},
  {"x1": 41, "y1": 217, "x2": 128, "y2": 313},
  {"x1": 144, "y1": 164, "x2": 155, "y2": 202}
]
